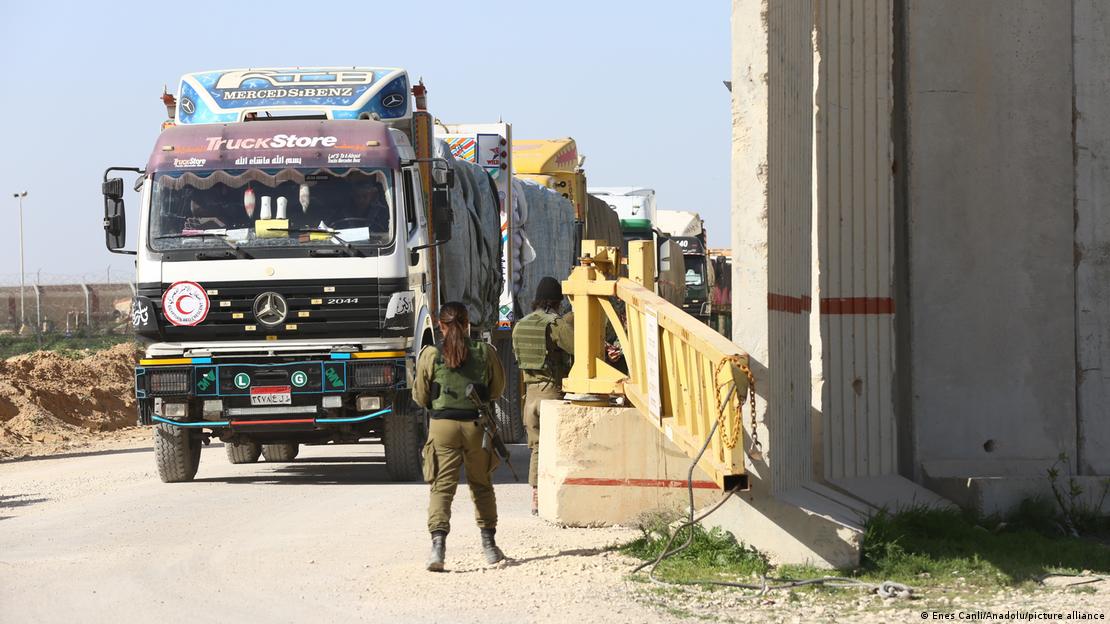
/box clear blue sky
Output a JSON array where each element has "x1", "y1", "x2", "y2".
[{"x1": 0, "y1": 1, "x2": 731, "y2": 282}]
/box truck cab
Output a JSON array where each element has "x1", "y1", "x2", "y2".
[
  {"x1": 670, "y1": 235, "x2": 713, "y2": 323},
  {"x1": 103, "y1": 67, "x2": 455, "y2": 482}
]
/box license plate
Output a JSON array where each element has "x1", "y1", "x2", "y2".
[{"x1": 250, "y1": 385, "x2": 292, "y2": 406}]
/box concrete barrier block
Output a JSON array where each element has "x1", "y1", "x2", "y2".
[
  {"x1": 538, "y1": 399, "x2": 866, "y2": 567},
  {"x1": 537, "y1": 400, "x2": 720, "y2": 526}
]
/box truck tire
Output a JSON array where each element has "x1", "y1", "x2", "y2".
[
  {"x1": 154, "y1": 423, "x2": 201, "y2": 483},
  {"x1": 225, "y1": 441, "x2": 261, "y2": 464},
  {"x1": 384, "y1": 391, "x2": 425, "y2": 481},
  {"x1": 261, "y1": 443, "x2": 299, "y2": 462},
  {"x1": 495, "y1": 343, "x2": 526, "y2": 443}
]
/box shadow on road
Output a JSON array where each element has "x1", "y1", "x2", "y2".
[
  {"x1": 1, "y1": 446, "x2": 153, "y2": 464},
  {"x1": 191, "y1": 443, "x2": 531, "y2": 487},
  {"x1": 443, "y1": 547, "x2": 611, "y2": 573},
  {"x1": 0, "y1": 494, "x2": 50, "y2": 518},
  {"x1": 194, "y1": 457, "x2": 416, "y2": 485}
]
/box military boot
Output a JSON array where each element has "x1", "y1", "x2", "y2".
[
  {"x1": 480, "y1": 528, "x2": 505, "y2": 564},
  {"x1": 426, "y1": 531, "x2": 446, "y2": 572},
  {"x1": 531, "y1": 487, "x2": 538, "y2": 516}
]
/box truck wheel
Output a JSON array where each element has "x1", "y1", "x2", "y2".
[
  {"x1": 495, "y1": 400, "x2": 525, "y2": 444},
  {"x1": 154, "y1": 423, "x2": 201, "y2": 483},
  {"x1": 384, "y1": 391, "x2": 424, "y2": 481},
  {"x1": 225, "y1": 441, "x2": 262, "y2": 464},
  {"x1": 496, "y1": 344, "x2": 526, "y2": 443},
  {"x1": 261, "y1": 443, "x2": 299, "y2": 462}
]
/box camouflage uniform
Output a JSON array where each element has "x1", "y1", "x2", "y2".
[{"x1": 413, "y1": 339, "x2": 505, "y2": 535}]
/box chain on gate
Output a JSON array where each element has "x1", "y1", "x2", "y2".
[{"x1": 714, "y1": 354, "x2": 762, "y2": 460}]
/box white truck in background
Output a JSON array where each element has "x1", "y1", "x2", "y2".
[{"x1": 588, "y1": 186, "x2": 686, "y2": 307}]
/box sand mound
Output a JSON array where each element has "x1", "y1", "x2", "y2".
[{"x1": 0, "y1": 342, "x2": 142, "y2": 459}]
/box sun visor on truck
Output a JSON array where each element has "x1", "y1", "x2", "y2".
[
  {"x1": 174, "y1": 67, "x2": 410, "y2": 125},
  {"x1": 146, "y1": 120, "x2": 400, "y2": 174}
]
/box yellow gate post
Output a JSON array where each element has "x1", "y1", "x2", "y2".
[
  {"x1": 562, "y1": 241, "x2": 625, "y2": 395},
  {"x1": 561, "y1": 239, "x2": 753, "y2": 489}
]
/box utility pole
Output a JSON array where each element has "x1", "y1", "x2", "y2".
[{"x1": 11, "y1": 191, "x2": 26, "y2": 332}]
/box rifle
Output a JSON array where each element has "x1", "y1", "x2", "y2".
[{"x1": 465, "y1": 384, "x2": 521, "y2": 483}]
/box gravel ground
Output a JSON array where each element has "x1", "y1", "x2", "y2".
[{"x1": 2, "y1": 436, "x2": 1107, "y2": 623}]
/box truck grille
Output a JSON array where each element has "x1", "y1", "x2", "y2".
[{"x1": 135, "y1": 278, "x2": 407, "y2": 340}]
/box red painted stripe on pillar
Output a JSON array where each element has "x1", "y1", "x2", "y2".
[
  {"x1": 767, "y1": 293, "x2": 812, "y2": 314},
  {"x1": 819, "y1": 297, "x2": 895, "y2": 315},
  {"x1": 563, "y1": 477, "x2": 719, "y2": 490}
]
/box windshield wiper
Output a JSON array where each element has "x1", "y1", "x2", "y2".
[
  {"x1": 266, "y1": 227, "x2": 365, "y2": 257},
  {"x1": 156, "y1": 232, "x2": 253, "y2": 259}
]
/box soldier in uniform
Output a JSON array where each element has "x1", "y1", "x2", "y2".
[
  {"x1": 413, "y1": 301, "x2": 507, "y2": 571},
  {"x1": 512, "y1": 276, "x2": 574, "y2": 515}
]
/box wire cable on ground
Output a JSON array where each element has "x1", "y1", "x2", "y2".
[{"x1": 629, "y1": 380, "x2": 913, "y2": 601}]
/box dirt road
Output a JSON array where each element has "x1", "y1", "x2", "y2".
[
  {"x1": 5, "y1": 438, "x2": 1108, "y2": 624},
  {"x1": 0, "y1": 439, "x2": 668, "y2": 624}
]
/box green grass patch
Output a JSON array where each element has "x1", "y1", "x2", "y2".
[
  {"x1": 0, "y1": 334, "x2": 134, "y2": 359},
  {"x1": 860, "y1": 506, "x2": 1110, "y2": 587},
  {"x1": 620, "y1": 505, "x2": 1110, "y2": 593},
  {"x1": 619, "y1": 516, "x2": 771, "y2": 586}
]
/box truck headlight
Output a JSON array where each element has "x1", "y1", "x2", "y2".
[
  {"x1": 149, "y1": 367, "x2": 191, "y2": 395},
  {"x1": 356, "y1": 396, "x2": 381, "y2": 411},
  {"x1": 349, "y1": 363, "x2": 396, "y2": 389},
  {"x1": 163, "y1": 403, "x2": 187, "y2": 418}
]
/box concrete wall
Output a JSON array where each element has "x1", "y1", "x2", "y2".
[
  {"x1": 732, "y1": 0, "x2": 816, "y2": 494},
  {"x1": 905, "y1": 0, "x2": 1078, "y2": 477},
  {"x1": 1074, "y1": 0, "x2": 1110, "y2": 475},
  {"x1": 814, "y1": 0, "x2": 897, "y2": 482}
]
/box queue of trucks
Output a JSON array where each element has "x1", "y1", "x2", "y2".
[{"x1": 102, "y1": 67, "x2": 728, "y2": 483}]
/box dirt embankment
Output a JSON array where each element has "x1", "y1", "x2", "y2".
[{"x1": 0, "y1": 342, "x2": 144, "y2": 460}]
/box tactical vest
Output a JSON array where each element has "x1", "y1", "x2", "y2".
[
  {"x1": 430, "y1": 340, "x2": 489, "y2": 411},
  {"x1": 513, "y1": 311, "x2": 557, "y2": 371}
]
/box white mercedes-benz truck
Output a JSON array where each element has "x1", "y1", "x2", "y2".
[{"x1": 103, "y1": 67, "x2": 482, "y2": 482}]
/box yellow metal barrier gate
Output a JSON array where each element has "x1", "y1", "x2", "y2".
[{"x1": 562, "y1": 240, "x2": 754, "y2": 490}]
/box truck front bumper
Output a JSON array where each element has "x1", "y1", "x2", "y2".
[{"x1": 135, "y1": 351, "x2": 406, "y2": 428}]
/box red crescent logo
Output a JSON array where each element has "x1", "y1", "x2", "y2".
[
  {"x1": 162, "y1": 281, "x2": 210, "y2": 327},
  {"x1": 175, "y1": 294, "x2": 195, "y2": 316}
]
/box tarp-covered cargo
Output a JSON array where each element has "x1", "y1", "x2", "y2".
[
  {"x1": 584, "y1": 194, "x2": 623, "y2": 249},
  {"x1": 510, "y1": 178, "x2": 576, "y2": 313},
  {"x1": 434, "y1": 141, "x2": 503, "y2": 331}
]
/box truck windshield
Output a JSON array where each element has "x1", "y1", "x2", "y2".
[
  {"x1": 149, "y1": 168, "x2": 394, "y2": 253},
  {"x1": 684, "y1": 255, "x2": 706, "y2": 287}
]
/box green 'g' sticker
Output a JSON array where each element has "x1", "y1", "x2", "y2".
[
  {"x1": 234, "y1": 372, "x2": 250, "y2": 389},
  {"x1": 291, "y1": 370, "x2": 308, "y2": 388}
]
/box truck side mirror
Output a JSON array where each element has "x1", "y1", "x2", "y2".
[
  {"x1": 431, "y1": 160, "x2": 454, "y2": 188},
  {"x1": 102, "y1": 178, "x2": 127, "y2": 251},
  {"x1": 431, "y1": 188, "x2": 453, "y2": 244}
]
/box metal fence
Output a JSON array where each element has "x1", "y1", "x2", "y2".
[{"x1": 0, "y1": 282, "x2": 135, "y2": 334}]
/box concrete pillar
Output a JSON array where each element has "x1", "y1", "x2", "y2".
[
  {"x1": 1074, "y1": 0, "x2": 1110, "y2": 475},
  {"x1": 725, "y1": 0, "x2": 882, "y2": 567},
  {"x1": 813, "y1": 1, "x2": 898, "y2": 483},
  {"x1": 731, "y1": 0, "x2": 816, "y2": 495}
]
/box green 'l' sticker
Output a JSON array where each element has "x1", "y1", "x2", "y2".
[{"x1": 234, "y1": 373, "x2": 250, "y2": 389}]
